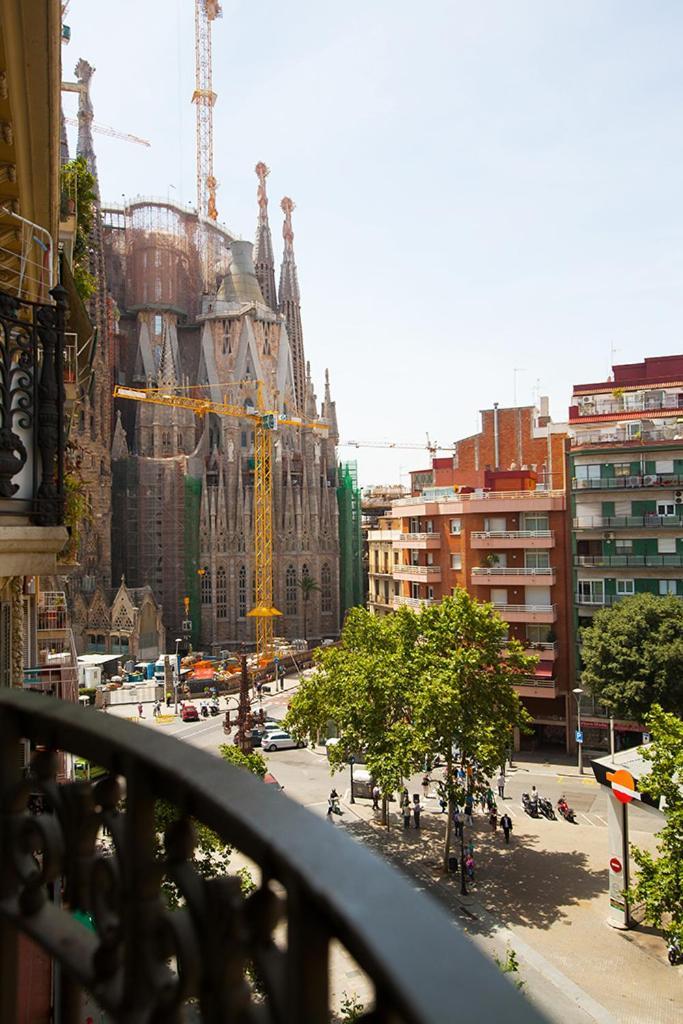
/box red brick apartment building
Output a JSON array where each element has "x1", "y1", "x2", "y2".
[{"x1": 370, "y1": 403, "x2": 572, "y2": 750}]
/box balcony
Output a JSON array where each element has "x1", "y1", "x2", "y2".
[
  {"x1": 0, "y1": 690, "x2": 534, "y2": 1023},
  {"x1": 502, "y1": 641, "x2": 557, "y2": 661},
  {"x1": 37, "y1": 590, "x2": 69, "y2": 633},
  {"x1": 572, "y1": 473, "x2": 683, "y2": 490},
  {"x1": 493, "y1": 603, "x2": 557, "y2": 623},
  {"x1": 367, "y1": 529, "x2": 402, "y2": 542},
  {"x1": 470, "y1": 530, "x2": 554, "y2": 549},
  {"x1": 575, "y1": 554, "x2": 683, "y2": 568},
  {"x1": 573, "y1": 394, "x2": 682, "y2": 417},
  {"x1": 393, "y1": 564, "x2": 442, "y2": 583},
  {"x1": 471, "y1": 567, "x2": 556, "y2": 586},
  {"x1": 369, "y1": 566, "x2": 394, "y2": 577},
  {"x1": 574, "y1": 515, "x2": 683, "y2": 530},
  {"x1": 514, "y1": 679, "x2": 558, "y2": 698},
  {"x1": 392, "y1": 594, "x2": 437, "y2": 609},
  {"x1": 393, "y1": 532, "x2": 442, "y2": 550},
  {"x1": 23, "y1": 660, "x2": 78, "y2": 703},
  {"x1": 571, "y1": 426, "x2": 683, "y2": 448}
]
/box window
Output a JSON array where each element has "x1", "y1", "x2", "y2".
[
  {"x1": 484, "y1": 517, "x2": 506, "y2": 532},
  {"x1": 521, "y1": 512, "x2": 549, "y2": 533},
  {"x1": 575, "y1": 465, "x2": 601, "y2": 483},
  {"x1": 321, "y1": 564, "x2": 332, "y2": 613},
  {"x1": 223, "y1": 324, "x2": 232, "y2": 355},
  {"x1": 238, "y1": 566, "x2": 247, "y2": 617},
  {"x1": 655, "y1": 460, "x2": 674, "y2": 474},
  {"x1": 285, "y1": 565, "x2": 297, "y2": 616},
  {"x1": 658, "y1": 537, "x2": 676, "y2": 554},
  {"x1": 524, "y1": 550, "x2": 550, "y2": 569},
  {"x1": 451, "y1": 553, "x2": 462, "y2": 570},
  {"x1": 659, "y1": 579, "x2": 677, "y2": 595},
  {"x1": 426, "y1": 520, "x2": 433, "y2": 533},
  {"x1": 216, "y1": 568, "x2": 227, "y2": 618},
  {"x1": 613, "y1": 463, "x2": 633, "y2": 478},
  {"x1": 614, "y1": 539, "x2": 633, "y2": 554},
  {"x1": 526, "y1": 624, "x2": 551, "y2": 644},
  {"x1": 200, "y1": 569, "x2": 211, "y2": 605},
  {"x1": 450, "y1": 518, "x2": 461, "y2": 535},
  {"x1": 427, "y1": 587, "x2": 434, "y2": 599},
  {"x1": 626, "y1": 421, "x2": 641, "y2": 439},
  {"x1": 577, "y1": 579, "x2": 604, "y2": 604},
  {"x1": 154, "y1": 314, "x2": 162, "y2": 335},
  {"x1": 155, "y1": 277, "x2": 162, "y2": 302},
  {"x1": 657, "y1": 502, "x2": 676, "y2": 517},
  {"x1": 616, "y1": 579, "x2": 635, "y2": 596},
  {"x1": 490, "y1": 588, "x2": 508, "y2": 606}
]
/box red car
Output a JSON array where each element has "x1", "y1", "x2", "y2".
[{"x1": 180, "y1": 703, "x2": 199, "y2": 722}]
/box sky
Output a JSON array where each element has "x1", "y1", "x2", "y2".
[{"x1": 63, "y1": 0, "x2": 683, "y2": 487}]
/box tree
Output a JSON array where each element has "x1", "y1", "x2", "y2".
[
  {"x1": 297, "y1": 572, "x2": 320, "y2": 642},
  {"x1": 581, "y1": 594, "x2": 683, "y2": 720},
  {"x1": 628, "y1": 705, "x2": 683, "y2": 944},
  {"x1": 218, "y1": 743, "x2": 267, "y2": 779},
  {"x1": 410, "y1": 592, "x2": 534, "y2": 868},
  {"x1": 60, "y1": 155, "x2": 97, "y2": 301},
  {"x1": 285, "y1": 606, "x2": 423, "y2": 825}
]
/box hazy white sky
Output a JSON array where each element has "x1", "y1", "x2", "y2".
[{"x1": 64, "y1": 0, "x2": 683, "y2": 487}]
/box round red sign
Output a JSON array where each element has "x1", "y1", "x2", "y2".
[{"x1": 610, "y1": 857, "x2": 622, "y2": 874}]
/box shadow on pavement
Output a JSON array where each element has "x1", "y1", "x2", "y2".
[{"x1": 339, "y1": 807, "x2": 605, "y2": 936}]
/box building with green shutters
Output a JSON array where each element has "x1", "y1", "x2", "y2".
[{"x1": 568, "y1": 355, "x2": 683, "y2": 749}]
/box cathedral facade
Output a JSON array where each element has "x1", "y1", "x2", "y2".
[{"x1": 103, "y1": 166, "x2": 340, "y2": 649}]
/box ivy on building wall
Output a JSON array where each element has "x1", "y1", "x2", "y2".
[{"x1": 61, "y1": 155, "x2": 97, "y2": 301}]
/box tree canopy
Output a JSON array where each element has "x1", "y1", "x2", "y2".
[
  {"x1": 285, "y1": 592, "x2": 534, "y2": 863},
  {"x1": 629, "y1": 705, "x2": 683, "y2": 944},
  {"x1": 580, "y1": 594, "x2": 683, "y2": 720}
]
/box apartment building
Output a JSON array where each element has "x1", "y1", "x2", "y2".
[
  {"x1": 367, "y1": 513, "x2": 402, "y2": 616},
  {"x1": 569, "y1": 354, "x2": 683, "y2": 750},
  {"x1": 390, "y1": 468, "x2": 571, "y2": 750}
]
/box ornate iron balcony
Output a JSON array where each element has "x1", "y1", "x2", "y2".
[
  {"x1": 0, "y1": 285, "x2": 67, "y2": 525},
  {"x1": 0, "y1": 690, "x2": 540, "y2": 1023}
]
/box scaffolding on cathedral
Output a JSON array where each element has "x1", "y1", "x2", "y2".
[{"x1": 337, "y1": 461, "x2": 364, "y2": 618}]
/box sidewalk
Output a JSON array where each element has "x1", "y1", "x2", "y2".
[{"x1": 335, "y1": 792, "x2": 679, "y2": 1024}]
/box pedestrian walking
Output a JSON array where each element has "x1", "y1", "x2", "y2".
[
  {"x1": 256, "y1": 681, "x2": 263, "y2": 702},
  {"x1": 438, "y1": 783, "x2": 447, "y2": 813},
  {"x1": 465, "y1": 854, "x2": 475, "y2": 882},
  {"x1": 400, "y1": 787, "x2": 410, "y2": 811},
  {"x1": 479, "y1": 790, "x2": 487, "y2": 814},
  {"x1": 452, "y1": 808, "x2": 463, "y2": 838},
  {"x1": 166, "y1": 692, "x2": 172, "y2": 708},
  {"x1": 402, "y1": 803, "x2": 411, "y2": 830},
  {"x1": 413, "y1": 795, "x2": 422, "y2": 829},
  {"x1": 422, "y1": 774, "x2": 431, "y2": 800},
  {"x1": 497, "y1": 772, "x2": 506, "y2": 799},
  {"x1": 464, "y1": 794, "x2": 474, "y2": 825},
  {"x1": 489, "y1": 808, "x2": 498, "y2": 831},
  {"x1": 153, "y1": 701, "x2": 160, "y2": 718},
  {"x1": 457, "y1": 766, "x2": 466, "y2": 788},
  {"x1": 500, "y1": 812, "x2": 512, "y2": 844},
  {"x1": 372, "y1": 785, "x2": 381, "y2": 811},
  {"x1": 486, "y1": 787, "x2": 495, "y2": 812},
  {"x1": 137, "y1": 702, "x2": 143, "y2": 718}
]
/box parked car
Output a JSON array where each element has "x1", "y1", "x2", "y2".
[
  {"x1": 181, "y1": 703, "x2": 199, "y2": 722},
  {"x1": 263, "y1": 731, "x2": 305, "y2": 752}
]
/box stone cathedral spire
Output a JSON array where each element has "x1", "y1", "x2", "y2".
[
  {"x1": 278, "y1": 196, "x2": 306, "y2": 414},
  {"x1": 74, "y1": 59, "x2": 100, "y2": 191},
  {"x1": 253, "y1": 162, "x2": 277, "y2": 310}
]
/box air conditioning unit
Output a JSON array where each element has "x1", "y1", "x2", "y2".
[
  {"x1": 675, "y1": 490, "x2": 683, "y2": 499},
  {"x1": 643, "y1": 475, "x2": 658, "y2": 486},
  {"x1": 676, "y1": 496, "x2": 683, "y2": 506}
]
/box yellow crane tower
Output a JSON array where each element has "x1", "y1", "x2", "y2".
[
  {"x1": 193, "y1": 0, "x2": 221, "y2": 223},
  {"x1": 113, "y1": 382, "x2": 328, "y2": 660}
]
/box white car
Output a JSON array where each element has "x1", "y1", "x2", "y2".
[{"x1": 263, "y1": 731, "x2": 305, "y2": 752}]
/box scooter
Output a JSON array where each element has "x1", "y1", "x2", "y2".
[
  {"x1": 522, "y1": 792, "x2": 539, "y2": 818},
  {"x1": 539, "y1": 797, "x2": 556, "y2": 821},
  {"x1": 557, "y1": 798, "x2": 576, "y2": 823},
  {"x1": 200, "y1": 705, "x2": 209, "y2": 718},
  {"x1": 667, "y1": 935, "x2": 682, "y2": 966},
  {"x1": 209, "y1": 703, "x2": 219, "y2": 717}
]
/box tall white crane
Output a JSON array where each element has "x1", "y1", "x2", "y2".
[{"x1": 193, "y1": 1, "x2": 222, "y2": 223}]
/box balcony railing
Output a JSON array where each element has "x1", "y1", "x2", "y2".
[
  {"x1": 394, "y1": 564, "x2": 442, "y2": 579},
  {"x1": 22, "y1": 662, "x2": 78, "y2": 703},
  {"x1": 393, "y1": 490, "x2": 563, "y2": 506},
  {"x1": 0, "y1": 284, "x2": 67, "y2": 525},
  {"x1": 493, "y1": 604, "x2": 557, "y2": 620},
  {"x1": 37, "y1": 590, "x2": 69, "y2": 631},
  {"x1": 571, "y1": 427, "x2": 683, "y2": 448},
  {"x1": 574, "y1": 395, "x2": 681, "y2": 416},
  {"x1": 575, "y1": 554, "x2": 683, "y2": 568},
  {"x1": 0, "y1": 691, "x2": 538, "y2": 1023},
  {"x1": 471, "y1": 530, "x2": 553, "y2": 540},
  {"x1": 574, "y1": 515, "x2": 683, "y2": 530},
  {"x1": 471, "y1": 566, "x2": 554, "y2": 576},
  {"x1": 392, "y1": 595, "x2": 437, "y2": 608},
  {"x1": 572, "y1": 473, "x2": 683, "y2": 490}
]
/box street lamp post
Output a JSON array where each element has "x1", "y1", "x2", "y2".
[
  {"x1": 174, "y1": 638, "x2": 182, "y2": 715},
  {"x1": 573, "y1": 687, "x2": 584, "y2": 775},
  {"x1": 349, "y1": 756, "x2": 356, "y2": 804}
]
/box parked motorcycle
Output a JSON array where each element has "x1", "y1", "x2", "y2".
[
  {"x1": 539, "y1": 797, "x2": 556, "y2": 821},
  {"x1": 200, "y1": 705, "x2": 209, "y2": 718},
  {"x1": 522, "y1": 792, "x2": 539, "y2": 818},
  {"x1": 209, "y1": 703, "x2": 219, "y2": 717},
  {"x1": 557, "y1": 797, "x2": 576, "y2": 823},
  {"x1": 667, "y1": 935, "x2": 682, "y2": 966}
]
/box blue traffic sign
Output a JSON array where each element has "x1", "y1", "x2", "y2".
[{"x1": 576, "y1": 730, "x2": 584, "y2": 744}]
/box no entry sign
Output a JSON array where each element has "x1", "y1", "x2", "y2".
[
  {"x1": 610, "y1": 857, "x2": 622, "y2": 874},
  {"x1": 606, "y1": 768, "x2": 640, "y2": 805}
]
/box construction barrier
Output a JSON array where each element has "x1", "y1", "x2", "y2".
[{"x1": 155, "y1": 715, "x2": 176, "y2": 725}]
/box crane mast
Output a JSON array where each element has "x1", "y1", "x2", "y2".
[{"x1": 193, "y1": 0, "x2": 221, "y2": 223}]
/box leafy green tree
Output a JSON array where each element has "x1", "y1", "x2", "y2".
[
  {"x1": 285, "y1": 606, "x2": 423, "y2": 825},
  {"x1": 61, "y1": 155, "x2": 97, "y2": 300},
  {"x1": 297, "y1": 572, "x2": 320, "y2": 642},
  {"x1": 411, "y1": 592, "x2": 534, "y2": 868},
  {"x1": 628, "y1": 705, "x2": 683, "y2": 944},
  {"x1": 581, "y1": 594, "x2": 683, "y2": 719},
  {"x1": 218, "y1": 743, "x2": 267, "y2": 778}
]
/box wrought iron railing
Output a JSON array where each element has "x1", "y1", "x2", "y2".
[
  {"x1": 0, "y1": 284, "x2": 67, "y2": 524},
  {"x1": 572, "y1": 473, "x2": 683, "y2": 490},
  {"x1": 575, "y1": 554, "x2": 683, "y2": 568},
  {"x1": 573, "y1": 514, "x2": 683, "y2": 529},
  {"x1": 0, "y1": 690, "x2": 539, "y2": 1024}
]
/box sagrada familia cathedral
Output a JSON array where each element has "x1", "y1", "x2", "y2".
[{"x1": 64, "y1": 62, "x2": 341, "y2": 653}]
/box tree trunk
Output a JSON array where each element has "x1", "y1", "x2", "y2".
[
  {"x1": 381, "y1": 794, "x2": 388, "y2": 827},
  {"x1": 442, "y1": 752, "x2": 453, "y2": 872}
]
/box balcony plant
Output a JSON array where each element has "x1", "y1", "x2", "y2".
[
  {"x1": 482, "y1": 552, "x2": 500, "y2": 568},
  {"x1": 60, "y1": 155, "x2": 97, "y2": 301}
]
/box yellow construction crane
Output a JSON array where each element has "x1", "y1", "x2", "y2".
[
  {"x1": 62, "y1": 117, "x2": 151, "y2": 148},
  {"x1": 193, "y1": 0, "x2": 221, "y2": 223},
  {"x1": 340, "y1": 438, "x2": 457, "y2": 455},
  {"x1": 113, "y1": 382, "x2": 327, "y2": 660}
]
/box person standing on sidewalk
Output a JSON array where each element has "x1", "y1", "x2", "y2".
[
  {"x1": 500, "y1": 812, "x2": 512, "y2": 844},
  {"x1": 402, "y1": 802, "x2": 411, "y2": 830},
  {"x1": 372, "y1": 784, "x2": 381, "y2": 811},
  {"x1": 422, "y1": 774, "x2": 430, "y2": 800},
  {"x1": 137, "y1": 702, "x2": 144, "y2": 719},
  {"x1": 452, "y1": 808, "x2": 463, "y2": 838},
  {"x1": 413, "y1": 795, "x2": 422, "y2": 829},
  {"x1": 497, "y1": 772, "x2": 506, "y2": 799},
  {"x1": 464, "y1": 793, "x2": 474, "y2": 824}
]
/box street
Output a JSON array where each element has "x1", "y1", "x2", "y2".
[{"x1": 106, "y1": 686, "x2": 677, "y2": 1024}]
